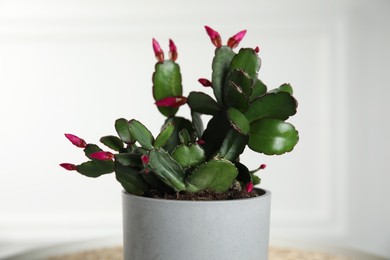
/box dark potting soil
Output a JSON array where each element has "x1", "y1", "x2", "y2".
[{"x1": 144, "y1": 188, "x2": 262, "y2": 201}]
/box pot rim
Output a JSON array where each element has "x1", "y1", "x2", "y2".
[{"x1": 122, "y1": 188, "x2": 271, "y2": 205}]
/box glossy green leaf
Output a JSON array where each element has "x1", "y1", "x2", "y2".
[
  {"x1": 211, "y1": 46, "x2": 235, "y2": 105},
  {"x1": 148, "y1": 149, "x2": 186, "y2": 191},
  {"x1": 248, "y1": 118, "x2": 299, "y2": 155},
  {"x1": 245, "y1": 92, "x2": 298, "y2": 123},
  {"x1": 115, "y1": 162, "x2": 149, "y2": 195},
  {"x1": 83, "y1": 144, "x2": 102, "y2": 159},
  {"x1": 178, "y1": 129, "x2": 191, "y2": 145},
  {"x1": 115, "y1": 153, "x2": 141, "y2": 167},
  {"x1": 229, "y1": 48, "x2": 261, "y2": 79},
  {"x1": 250, "y1": 79, "x2": 267, "y2": 101},
  {"x1": 128, "y1": 119, "x2": 154, "y2": 150},
  {"x1": 268, "y1": 83, "x2": 294, "y2": 95},
  {"x1": 218, "y1": 129, "x2": 248, "y2": 161},
  {"x1": 152, "y1": 60, "x2": 183, "y2": 117},
  {"x1": 154, "y1": 123, "x2": 175, "y2": 148},
  {"x1": 227, "y1": 69, "x2": 253, "y2": 97},
  {"x1": 191, "y1": 111, "x2": 204, "y2": 138},
  {"x1": 224, "y1": 81, "x2": 250, "y2": 112},
  {"x1": 227, "y1": 107, "x2": 250, "y2": 135},
  {"x1": 186, "y1": 159, "x2": 238, "y2": 192},
  {"x1": 187, "y1": 91, "x2": 220, "y2": 115},
  {"x1": 163, "y1": 117, "x2": 195, "y2": 153},
  {"x1": 77, "y1": 160, "x2": 114, "y2": 178},
  {"x1": 100, "y1": 135, "x2": 123, "y2": 151},
  {"x1": 201, "y1": 111, "x2": 231, "y2": 159},
  {"x1": 115, "y1": 118, "x2": 134, "y2": 144},
  {"x1": 171, "y1": 144, "x2": 205, "y2": 169}
]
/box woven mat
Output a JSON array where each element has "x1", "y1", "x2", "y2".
[{"x1": 47, "y1": 246, "x2": 351, "y2": 260}]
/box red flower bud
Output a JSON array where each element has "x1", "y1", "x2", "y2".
[
  {"x1": 245, "y1": 182, "x2": 254, "y2": 192},
  {"x1": 60, "y1": 163, "x2": 77, "y2": 171},
  {"x1": 169, "y1": 39, "x2": 178, "y2": 62},
  {"x1": 90, "y1": 151, "x2": 114, "y2": 161},
  {"x1": 141, "y1": 155, "x2": 149, "y2": 164},
  {"x1": 155, "y1": 96, "x2": 187, "y2": 108},
  {"x1": 254, "y1": 46, "x2": 260, "y2": 53},
  {"x1": 152, "y1": 38, "x2": 164, "y2": 62},
  {"x1": 64, "y1": 133, "x2": 87, "y2": 148},
  {"x1": 198, "y1": 78, "x2": 212, "y2": 87},
  {"x1": 204, "y1": 25, "x2": 222, "y2": 48},
  {"x1": 227, "y1": 29, "x2": 247, "y2": 49},
  {"x1": 196, "y1": 139, "x2": 205, "y2": 145},
  {"x1": 260, "y1": 164, "x2": 266, "y2": 170}
]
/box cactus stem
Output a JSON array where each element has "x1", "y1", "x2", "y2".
[
  {"x1": 204, "y1": 25, "x2": 222, "y2": 48},
  {"x1": 198, "y1": 78, "x2": 212, "y2": 87},
  {"x1": 227, "y1": 29, "x2": 247, "y2": 49},
  {"x1": 64, "y1": 133, "x2": 87, "y2": 148},
  {"x1": 155, "y1": 96, "x2": 187, "y2": 108},
  {"x1": 90, "y1": 151, "x2": 114, "y2": 161},
  {"x1": 152, "y1": 38, "x2": 164, "y2": 62},
  {"x1": 169, "y1": 39, "x2": 178, "y2": 61},
  {"x1": 60, "y1": 163, "x2": 77, "y2": 171},
  {"x1": 245, "y1": 182, "x2": 254, "y2": 192}
]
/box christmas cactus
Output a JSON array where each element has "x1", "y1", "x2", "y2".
[{"x1": 60, "y1": 26, "x2": 299, "y2": 196}]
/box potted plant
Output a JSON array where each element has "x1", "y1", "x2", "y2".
[{"x1": 60, "y1": 26, "x2": 298, "y2": 260}]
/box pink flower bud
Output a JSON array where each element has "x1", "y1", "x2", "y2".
[
  {"x1": 64, "y1": 133, "x2": 87, "y2": 148},
  {"x1": 245, "y1": 182, "x2": 254, "y2": 192},
  {"x1": 198, "y1": 78, "x2": 212, "y2": 87},
  {"x1": 204, "y1": 25, "x2": 222, "y2": 48},
  {"x1": 60, "y1": 163, "x2": 77, "y2": 171},
  {"x1": 254, "y1": 46, "x2": 260, "y2": 53},
  {"x1": 169, "y1": 39, "x2": 178, "y2": 61},
  {"x1": 227, "y1": 29, "x2": 247, "y2": 49},
  {"x1": 196, "y1": 139, "x2": 205, "y2": 145},
  {"x1": 90, "y1": 151, "x2": 114, "y2": 161},
  {"x1": 155, "y1": 96, "x2": 187, "y2": 108},
  {"x1": 260, "y1": 164, "x2": 266, "y2": 169},
  {"x1": 141, "y1": 155, "x2": 149, "y2": 164},
  {"x1": 152, "y1": 38, "x2": 164, "y2": 62},
  {"x1": 144, "y1": 168, "x2": 149, "y2": 174}
]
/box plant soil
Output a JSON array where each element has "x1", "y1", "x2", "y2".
[{"x1": 144, "y1": 188, "x2": 262, "y2": 201}]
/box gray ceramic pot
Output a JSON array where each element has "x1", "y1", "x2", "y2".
[{"x1": 122, "y1": 188, "x2": 271, "y2": 260}]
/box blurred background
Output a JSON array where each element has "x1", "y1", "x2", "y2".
[{"x1": 0, "y1": 0, "x2": 389, "y2": 258}]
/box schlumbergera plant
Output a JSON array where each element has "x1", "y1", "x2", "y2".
[{"x1": 60, "y1": 26, "x2": 299, "y2": 196}]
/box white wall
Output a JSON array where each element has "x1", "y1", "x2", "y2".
[{"x1": 0, "y1": 0, "x2": 389, "y2": 257}]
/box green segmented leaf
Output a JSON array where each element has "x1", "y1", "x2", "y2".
[
  {"x1": 248, "y1": 118, "x2": 299, "y2": 155},
  {"x1": 268, "y1": 83, "x2": 294, "y2": 95},
  {"x1": 201, "y1": 111, "x2": 231, "y2": 159},
  {"x1": 162, "y1": 117, "x2": 195, "y2": 153},
  {"x1": 178, "y1": 129, "x2": 191, "y2": 145},
  {"x1": 148, "y1": 149, "x2": 186, "y2": 192},
  {"x1": 115, "y1": 118, "x2": 134, "y2": 144},
  {"x1": 115, "y1": 153, "x2": 141, "y2": 167},
  {"x1": 227, "y1": 107, "x2": 250, "y2": 135},
  {"x1": 229, "y1": 48, "x2": 261, "y2": 79},
  {"x1": 245, "y1": 92, "x2": 298, "y2": 123},
  {"x1": 115, "y1": 162, "x2": 149, "y2": 195},
  {"x1": 211, "y1": 46, "x2": 236, "y2": 105},
  {"x1": 83, "y1": 144, "x2": 102, "y2": 159},
  {"x1": 234, "y1": 162, "x2": 251, "y2": 184},
  {"x1": 224, "y1": 81, "x2": 250, "y2": 112},
  {"x1": 218, "y1": 129, "x2": 248, "y2": 161},
  {"x1": 171, "y1": 144, "x2": 205, "y2": 169},
  {"x1": 77, "y1": 160, "x2": 114, "y2": 178},
  {"x1": 227, "y1": 69, "x2": 253, "y2": 97},
  {"x1": 187, "y1": 91, "x2": 220, "y2": 115},
  {"x1": 128, "y1": 119, "x2": 154, "y2": 150},
  {"x1": 153, "y1": 61, "x2": 183, "y2": 117},
  {"x1": 185, "y1": 159, "x2": 238, "y2": 193},
  {"x1": 191, "y1": 111, "x2": 204, "y2": 138},
  {"x1": 100, "y1": 135, "x2": 123, "y2": 151},
  {"x1": 154, "y1": 123, "x2": 175, "y2": 148},
  {"x1": 250, "y1": 79, "x2": 267, "y2": 101}
]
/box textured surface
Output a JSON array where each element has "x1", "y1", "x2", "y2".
[{"x1": 47, "y1": 246, "x2": 351, "y2": 260}]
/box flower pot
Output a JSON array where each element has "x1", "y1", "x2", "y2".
[{"x1": 122, "y1": 188, "x2": 271, "y2": 260}]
